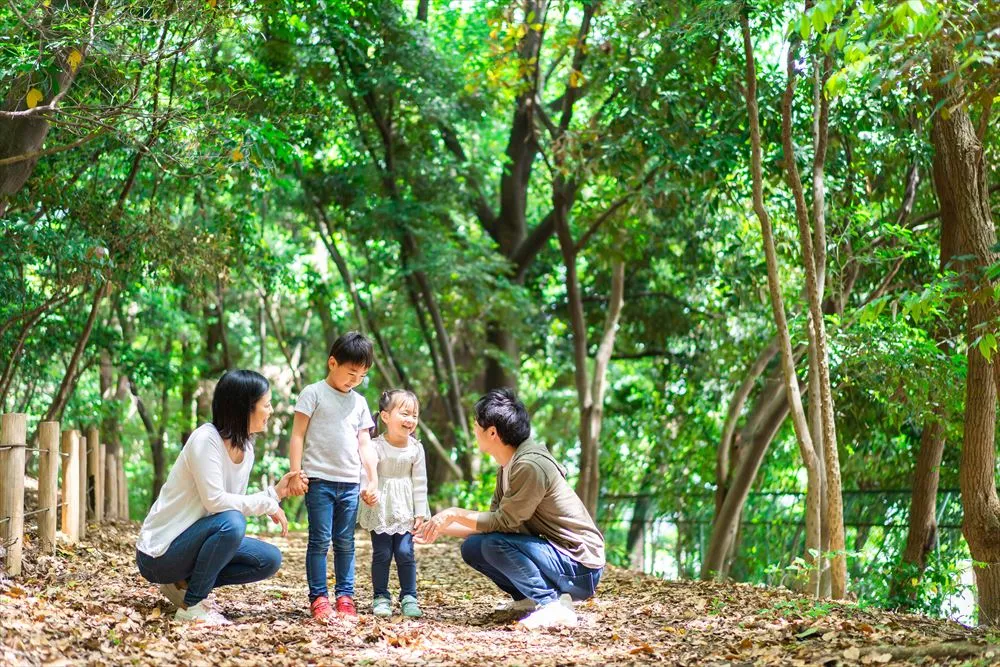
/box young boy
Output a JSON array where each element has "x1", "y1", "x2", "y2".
[{"x1": 289, "y1": 331, "x2": 379, "y2": 620}]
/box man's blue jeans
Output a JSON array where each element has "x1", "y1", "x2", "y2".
[
  {"x1": 371, "y1": 531, "x2": 417, "y2": 600},
  {"x1": 460, "y1": 532, "x2": 603, "y2": 606},
  {"x1": 136, "y1": 510, "x2": 282, "y2": 607},
  {"x1": 305, "y1": 480, "x2": 360, "y2": 600}
]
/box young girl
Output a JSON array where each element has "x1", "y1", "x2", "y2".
[{"x1": 358, "y1": 389, "x2": 429, "y2": 617}]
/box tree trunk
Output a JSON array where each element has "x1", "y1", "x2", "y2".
[
  {"x1": 716, "y1": 337, "x2": 779, "y2": 515},
  {"x1": 0, "y1": 22, "x2": 90, "y2": 216},
  {"x1": 902, "y1": 418, "x2": 946, "y2": 570},
  {"x1": 45, "y1": 281, "x2": 108, "y2": 421},
  {"x1": 929, "y1": 51, "x2": 1000, "y2": 626},
  {"x1": 895, "y1": 161, "x2": 954, "y2": 599},
  {"x1": 557, "y1": 184, "x2": 626, "y2": 517},
  {"x1": 781, "y1": 32, "x2": 846, "y2": 599},
  {"x1": 627, "y1": 493, "x2": 651, "y2": 571},
  {"x1": 728, "y1": 14, "x2": 823, "y2": 595},
  {"x1": 703, "y1": 371, "x2": 792, "y2": 577}
]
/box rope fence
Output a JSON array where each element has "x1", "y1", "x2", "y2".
[{"x1": 0, "y1": 414, "x2": 130, "y2": 577}]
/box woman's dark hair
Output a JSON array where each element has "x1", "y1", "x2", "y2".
[
  {"x1": 329, "y1": 331, "x2": 375, "y2": 368},
  {"x1": 474, "y1": 388, "x2": 531, "y2": 447},
  {"x1": 212, "y1": 370, "x2": 270, "y2": 451}
]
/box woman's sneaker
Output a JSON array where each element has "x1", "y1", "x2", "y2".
[
  {"x1": 311, "y1": 596, "x2": 333, "y2": 621},
  {"x1": 495, "y1": 597, "x2": 537, "y2": 612},
  {"x1": 174, "y1": 600, "x2": 231, "y2": 626},
  {"x1": 400, "y1": 595, "x2": 422, "y2": 618},
  {"x1": 372, "y1": 596, "x2": 392, "y2": 617},
  {"x1": 518, "y1": 596, "x2": 577, "y2": 630},
  {"x1": 159, "y1": 583, "x2": 186, "y2": 608}
]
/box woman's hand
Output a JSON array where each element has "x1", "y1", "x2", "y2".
[
  {"x1": 277, "y1": 470, "x2": 309, "y2": 499},
  {"x1": 269, "y1": 507, "x2": 289, "y2": 537}
]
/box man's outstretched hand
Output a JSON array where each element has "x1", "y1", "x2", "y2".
[{"x1": 414, "y1": 509, "x2": 452, "y2": 544}]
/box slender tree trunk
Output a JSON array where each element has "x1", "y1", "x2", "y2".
[
  {"x1": 556, "y1": 187, "x2": 626, "y2": 516},
  {"x1": 716, "y1": 338, "x2": 779, "y2": 515},
  {"x1": 902, "y1": 419, "x2": 946, "y2": 568},
  {"x1": 627, "y1": 492, "x2": 651, "y2": 571},
  {"x1": 726, "y1": 14, "x2": 823, "y2": 595},
  {"x1": 894, "y1": 162, "x2": 953, "y2": 599},
  {"x1": 0, "y1": 294, "x2": 70, "y2": 405},
  {"x1": 703, "y1": 371, "x2": 793, "y2": 577},
  {"x1": 45, "y1": 281, "x2": 109, "y2": 421},
  {"x1": 781, "y1": 32, "x2": 846, "y2": 599}
]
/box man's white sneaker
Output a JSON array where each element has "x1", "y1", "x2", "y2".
[
  {"x1": 495, "y1": 597, "x2": 537, "y2": 612},
  {"x1": 174, "y1": 600, "x2": 232, "y2": 626},
  {"x1": 159, "y1": 583, "x2": 186, "y2": 608},
  {"x1": 518, "y1": 597, "x2": 578, "y2": 630}
]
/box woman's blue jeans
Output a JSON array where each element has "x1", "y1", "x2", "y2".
[{"x1": 136, "y1": 510, "x2": 282, "y2": 607}]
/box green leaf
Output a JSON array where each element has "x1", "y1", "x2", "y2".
[
  {"x1": 979, "y1": 333, "x2": 997, "y2": 362},
  {"x1": 811, "y1": 9, "x2": 826, "y2": 33}
]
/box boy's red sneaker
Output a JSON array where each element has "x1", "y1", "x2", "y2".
[
  {"x1": 311, "y1": 596, "x2": 333, "y2": 621},
  {"x1": 335, "y1": 595, "x2": 357, "y2": 617}
]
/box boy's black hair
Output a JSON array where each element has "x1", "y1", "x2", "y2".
[
  {"x1": 212, "y1": 370, "x2": 270, "y2": 452},
  {"x1": 473, "y1": 388, "x2": 531, "y2": 447},
  {"x1": 329, "y1": 331, "x2": 374, "y2": 368}
]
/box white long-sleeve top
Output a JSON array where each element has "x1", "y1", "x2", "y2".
[{"x1": 136, "y1": 423, "x2": 279, "y2": 558}]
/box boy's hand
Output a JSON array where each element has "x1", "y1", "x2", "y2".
[
  {"x1": 269, "y1": 508, "x2": 289, "y2": 537},
  {"x1": 361, "y1": 481, "x2": 379, "y2": 506}
]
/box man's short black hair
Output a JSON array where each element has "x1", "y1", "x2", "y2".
[
  {"x1": 329, "y1": 331, "x2": 374, "y2": 368},
  {"x1": 212, "y1": 370, "x2": 270, "y2": 452},
  {"x1": 474, "y1": 388, "x2": 531, "y2": 447}
]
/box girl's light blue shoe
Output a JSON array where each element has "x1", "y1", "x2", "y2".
[
  {"x1": 400, "y1": 595, "x2": 422, "y2": 618},
  {"x1": 373, "y1": 596, "x2": 392, "y2": 617}
]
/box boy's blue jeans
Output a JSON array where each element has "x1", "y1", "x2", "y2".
[
  {"x1": 460, "y1": 532, "x2": 602, "y2": 606},
  {"x1": 370, "y1": 531, "x2": 417, "y2": 600},
  {"x1": 305, "y1": 480, "x2": 359, "y2": 600},
  {"x1": 136, "y1": 510, "x2": 282, "y2": 607}
]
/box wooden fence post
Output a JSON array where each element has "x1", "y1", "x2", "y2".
[
  {"x1": 78, "y1": 434, "x2": 87, "y2": 539},
  {"x1": 106, "y1": 452, "x2": 118, "y2": 521},
  {"x1": 61, "y1": 430, "x2": 80, "y2": 543},
  {"x1": 0, "y1": 413, "x2": 28, "y2": 575},
  {"x1": 38, "y1": 421, "x2": 60, "y2": 555},
  {"x1": 86, "y1": 428, "x2": 100, "y2": 522},
  {"x1": 97, "y1": 440, "x2": 106, "y2": 523},
  {"x1": 118, "y1": 457, "x2": 129, "y2": 520}
]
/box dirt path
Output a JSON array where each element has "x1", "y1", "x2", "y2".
[{"x1": 0, "y1": 523, "x2": 992, "y2": 665}]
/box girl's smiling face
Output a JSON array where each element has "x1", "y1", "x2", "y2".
[{"x1": 381, "y1": 399, "x2": 419, "y2": 444}]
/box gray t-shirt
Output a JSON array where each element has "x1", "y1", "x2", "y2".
[{"x1": 295, "y1": 380, "x2": 375, "y2": 484}]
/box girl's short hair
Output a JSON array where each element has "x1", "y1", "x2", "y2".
[
  {"x1": 212, "y1": 370, "x2": 270, "y2": 452},
  {"x1": 370, "y1": 389, "x2": 419, "y2": 437}
]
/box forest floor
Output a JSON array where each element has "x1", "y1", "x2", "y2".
[{"x1": 1, "y1": 522, "x2": 996, "y2": 666}]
